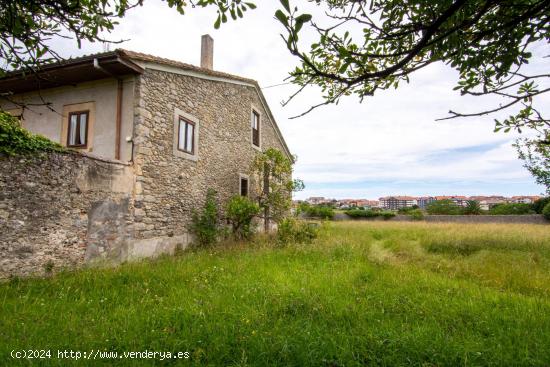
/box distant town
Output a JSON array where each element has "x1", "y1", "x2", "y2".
[{"x1": 298, "y1": 195, "x2": 542, "y2": 211}]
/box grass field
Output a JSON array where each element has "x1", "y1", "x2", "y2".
[{"x1": 1, "y1": 221, "x2": 550, "y2": 366}]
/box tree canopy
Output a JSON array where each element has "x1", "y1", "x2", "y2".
[
  {"x1": 274, "y1": 0, "x2": 550, "y2": 192},
  {"x1": 0, "y1": 0, "x2": 255, "y2": 75}
]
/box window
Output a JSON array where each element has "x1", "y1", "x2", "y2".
[
  {"x1": 178, "y1": 117, "x2": 195, "y2": 154},
  {"x1": 67, "y1": 111, "x2": 89, "y2": 147},
  {"x1": 251, "y1": 110, "x2": 260, "y2": 147},
  {"x1": 240, "y1": 176, "x2": 249, "y2": 197}
]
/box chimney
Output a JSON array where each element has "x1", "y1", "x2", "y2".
[{"x1": 201, "y1": 34, "x2": 214, "y2": 70}]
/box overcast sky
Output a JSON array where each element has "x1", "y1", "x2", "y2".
[{"x1": 54, "y1": 0, "x2": 547, "y2": 200}]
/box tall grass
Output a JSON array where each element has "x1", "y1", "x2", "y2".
[{"x1": 1, "y1": 221, "x2": 549, "y2": 366}]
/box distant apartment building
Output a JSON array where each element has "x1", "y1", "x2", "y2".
[{"x1": 379, "y1": 196, "x2": 418, "y2": 210}]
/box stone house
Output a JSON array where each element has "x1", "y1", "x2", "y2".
[{"x1": 0, "y1": 35, "x2": 292, "y2": 278}]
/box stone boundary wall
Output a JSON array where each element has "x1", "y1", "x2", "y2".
[
  {"x1": 0, "y1": 152, "x2": 135, "y2": 279},
  {"x1": 333, "y1": 213, "x2": 548, "y2": 224}
]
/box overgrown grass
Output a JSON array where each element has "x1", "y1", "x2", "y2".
[{"x1": 1, "y1": 222, "x2": 550, "y2": 366}]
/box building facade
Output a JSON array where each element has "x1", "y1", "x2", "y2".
[
  {"x1": 379, "y1": 196, "x2": 418, "y2": 210},
  {"x1": 0, "y1": 36, "x2": 292, "y2": 277}
]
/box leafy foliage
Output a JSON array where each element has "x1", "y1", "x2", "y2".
[
  {"x1": 189, "y1": 189, "x2": 220, "y2": 247},
  {"x1": 345, "y1": 209, "x2": 396, "y2": 220},
  {"x1": 251, "y1": 148, "x2": 301, "y2": 229},
  {"x1": 277, "y1": 217, "x2": 318, "y2": 245},
  {"x1": 532, "y1": 197, "x2": 550, "y2": 214},
  {"x1": 299, "y1": 203, "x2": 335, "y2": 220},
  {"x1": 408, "y1": 209, "x2": 424, "y2": 221},
  {"x1": 463, "y1": 200, "x2": 482, "y2": 215},
  {"x1": 0, "y1": 0, "x2": 256, "y2": 76},
  {"x1": 225, "y1": 195, "x2": 260, "y2": 240},
  {"x1": 426, "y1": 200, "x2": 461, "y2": 215},
  {"x1": 0, "y1": 111, "x2": 64, "y2": 155},
  {"x1": 542, "y1": 202, "x2": 550, "y2": 220},
  {"x1": 274, "y1": 0, "x2": 550, "y2": 187},
  {"x1": 489, "y1": 203, "x2": 533, "y2": 215},
  {"x1": 515, "y1": 137, "x2": 550, "y2": 194}
]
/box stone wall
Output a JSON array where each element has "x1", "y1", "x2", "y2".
[
  {"x1": 130, "y1": 69, "x2": 291, "y2": 241},
  {"x1": 0, "y1": 68, "x2": 293, "y2": 278},
  {"x1": 0, "y1": 152, "x2": 135, "y2": 279}
]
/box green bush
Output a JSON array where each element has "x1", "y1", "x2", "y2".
[
  {"x1": 0, "y1": 111, "x2": 64, "y2": 156},
  {"x1": 345, "y1": 209, "x2": 378, "y2": 218},
  {"x1": 344, "y1": 209, "x2": 396, "y2": 220},
  {"x1": 408, "y1": 209, "x2": 424, "y2": 220},
  {"x1": 397, "y1": 206, "x2": 418, "y2": 214},
  {"x1": 533, "y1": 197, "x2": 550, "y2": 214},
  {"x1": 301, "y1": 204, "x2": 334, "y2": 220},
  {"x1": 381, "y1": 211, "x2": 396, "y2": 220},
  {"x1": 426, "y1": 199, "x2": 461, "y2": 215},
  {"x1": 542, "y1": 202, "x2": 550, "y2": 220},
  {"x1": 277, "y1": 218, "x2": 318, "y2": 245},
  {"x1": 463, "y1": 200, "x2": 482, "y2": 215},
  {"x1": 226, "y1": 196, "x2": 260, "y2": 240},
  {"x1": 489, "y1": 203, "x2": 533, "y2": 215},
  {"x1": 189, "y1": 189, "x2": 220, "y2": 246}
]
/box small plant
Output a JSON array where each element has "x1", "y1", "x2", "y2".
[
  {"x1": 43, "y1": 260, "x2": 54, "y2": 274},
  {"x1": 533, "y1": 197, "x2": 550, "y2": 214},
  {"x1": 226, "y1": 196, "x2": 260, "y2": 240},
  {"x1": 277, "y1": 218, "x2": 318, "y2": 245},
  {"x1": 463, "y1": 200, "x2": 482, "y2": 215},
  {"x1": 189, "y1": 189, "x2": 220, "y2": 247},
  {"x1": 542, "y1": 202, "x2": 550, "y2": 220},
  {"x1": 0, "y1": 111, "x2": 65, "y2": 156},
  {"x1": 408, "y1": 209, "x2": 424, "y2": 221}
]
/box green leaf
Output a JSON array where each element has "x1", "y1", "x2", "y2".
[
  {"x1": 275, "y1": 10, "x2": 288, "y2": 27},
  {"x1": 280, "y1": 0, "x2": 290, "y2": 12},
  {"x1": 295, "y1": 14, "x2": 312, "y2": 23}
]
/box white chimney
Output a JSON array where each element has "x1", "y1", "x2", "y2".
[{"x1": 201, "y1": 34, "x2": 214, "y2": 70}]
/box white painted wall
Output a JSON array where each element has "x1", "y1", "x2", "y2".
[{"x1": 1, "y1": 77, "x2": 135, "y2": 161}]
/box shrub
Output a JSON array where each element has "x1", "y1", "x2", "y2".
[
  {"x1": 397, "y1": 206, "x2": 415, "y2": 214},
  {"x1": 344, "y1": 209, "x2": 396, "y2": 220},
  {"x1": 426, "y1": 199, "x2": 461, "y2": 215},
  {"x1": 277, "y1": 218, "x2": 318, "y2": 245},
  {"x1": 543, "y1": 202, "x2": 550, "y2": 220},
  {"x1": 0, "y1": 111, "x2": 64, "y2": 156},
  {"x1": 345, "y1": 209, "x2": 378, "y2": 218},
  {"x1": 408, "y1": 209, "x2": 424, "y2": 220},
  {"x1": 533, "y1": 197, "x2": 550, "y2": 214},
  {"x1": 380, "y1": 211, "x2": 396, "y2": 220},
  {"x1": 489, "y1": 203, "x2": 533, "y2": 215},
  {"x1": 226, "y1": 196, "x2": 260, "y2": 240},
  {"x1": 463, "y1": 200, "x2": 482, "y2": 215},
  {"x1": 302, "y1": 204, "x2": 334, "y2": 220},
  {"x1": 189, "y1": 189, "x2": 220, "y2": 246}
]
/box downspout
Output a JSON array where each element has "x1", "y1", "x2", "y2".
[
  {"x1": 115, "y1": 79, "x2": 122, "y2": 160},
  {"x1": 93, "y1": 58, "x2": 123, "y2": 160}
]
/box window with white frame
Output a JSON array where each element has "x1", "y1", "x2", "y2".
[
  {"x1": 178, "y1": 117, "x2": 195, "y2": 154},
  {"x1": 67, "y1": 111, "x2": 89, "y2": 147},
  {"x1": 251, "y1": 110, "x2": 260, "y2": 147}
]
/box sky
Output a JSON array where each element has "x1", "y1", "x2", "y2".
[{"x1": 52, "y1": 0, "x2": 548, "y2": 200}]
